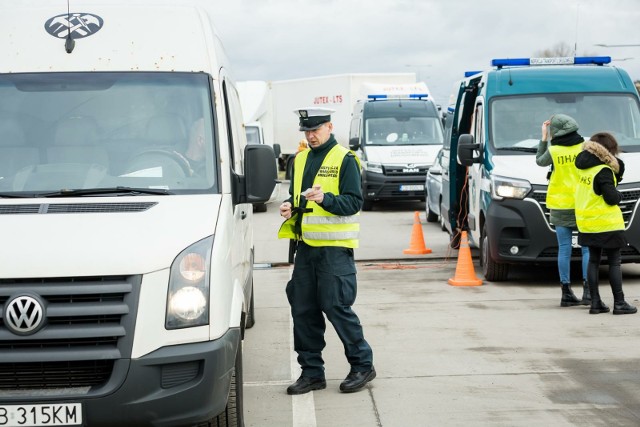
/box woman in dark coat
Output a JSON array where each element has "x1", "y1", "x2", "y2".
[{"x1": 574, "y1": 132, "x2": 636, "y2": 315}]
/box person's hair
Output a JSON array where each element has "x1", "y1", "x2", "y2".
[{"x1": 590, "y1": 131, "x2": 619, "y2": 155}]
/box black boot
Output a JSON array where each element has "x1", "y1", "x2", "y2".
[
  {"x1": 580, "y1": 280, "x2": 591, "y2": 306},
  {"x1": 589, "y1": 299, "x2": 610, "y2": 314},
  {"x1": 613, "y1": 291, "x2": 637, "y2": 315},
  {"x1": 560, "y1": 283, "x2": 582, "y2": 307}
]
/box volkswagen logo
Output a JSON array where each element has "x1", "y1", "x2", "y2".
[
  {"x1": 4, "y1": 295, "x2": 45, "y2": 335},
  {"x1": 45, "y1": 13, "x2": 104, "y2": 40}
]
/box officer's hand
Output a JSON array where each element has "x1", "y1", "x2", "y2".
[
  {"x1": 280, "y1": 202, "x2": 292, "y2": 219},
  {"x1": 304, "y1": 185, "x2": 324, "y2": 204}
]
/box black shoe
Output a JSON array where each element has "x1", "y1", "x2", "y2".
[
  {"x1": 589, "y1": 300, "x2": 610, "y2": 314},
  {"x1": 560, "y1": 284, "x2": 582, "y2": 307},
  {"x1": 613, "y1": 301, "x2": 637, "y2": 315},
  {"x1": 339, "y1": 367, "x2": 376, "y2": 393},
  {"x1": 286, "y1": 376, "x2": 326, "y2": 395}
]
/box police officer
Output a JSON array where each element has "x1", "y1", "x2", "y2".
[{"x1": 278, "y1": 107, "x2": 375, "y2": 395}]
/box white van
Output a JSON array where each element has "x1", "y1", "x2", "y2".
[
  {"x1": 348, "y1": 82, "x2": 444, "y2": 210},
  {"x1": 0, "y1": 1, "x2": 276, "y2": 426}
]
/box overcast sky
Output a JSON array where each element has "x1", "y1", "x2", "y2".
[{"x1": 207, "y1": 0, "x2": 640, "y2": 105}]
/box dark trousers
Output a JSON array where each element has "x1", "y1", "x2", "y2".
[
  {"x1": 587, "y1": 247, "x2": 624, "y2": 301},
  {"x1": 286, "y1": 242, "x2": 373, "y2": 378}
]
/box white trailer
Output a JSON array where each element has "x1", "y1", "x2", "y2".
[{"x1": 269, "y1": 73, "x2": 417, "y2": 177}]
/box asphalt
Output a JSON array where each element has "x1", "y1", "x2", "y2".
[{"x1": 245, "y1": 188, "x2": 640, "y2": 427}]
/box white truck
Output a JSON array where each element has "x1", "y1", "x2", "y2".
[
  {"x1": 0, "y1": 1, "x2": 276, "y2": 426},
  {"x1": 237, "y1": 80, "x2": 280, "y2": 212},
  {"x1": 268, "y1": 73, "x2": 417, "y2": 178}
]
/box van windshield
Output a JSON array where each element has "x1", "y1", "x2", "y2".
[
  {"x1": 364, "y1": 117, "x2": 444, "y2": 146},
  {"x1": 0, "y1": 72, "x2": 218, "y2": 195},
  {"x1": 490, "y1": 93, "x2": 640, "y2": 152}
]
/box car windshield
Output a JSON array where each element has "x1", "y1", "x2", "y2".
[
  {"x1": 0, "y1": 72, "x2": 218, "y2": 196},
  {"x1": 490, "y1": 93, "x2": 640, "y2": 152},
  {"x1": 364, "y1": 116, "x2": 444, "y2": 146}
]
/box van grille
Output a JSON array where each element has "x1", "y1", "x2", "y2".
[
  {"x1": 383, "y1": 165, "x2": 428, "y2": 177},
  {"x1": 0, "y1": 276, "x2": 140, "y2": 390}
]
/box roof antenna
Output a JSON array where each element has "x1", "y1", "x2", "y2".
[
  {"x1": 573, "y1": 0, "x2": 580, "y2": 56},
  {"x1": 65, "y1": 0, "x2": 75, "y2": 54}
]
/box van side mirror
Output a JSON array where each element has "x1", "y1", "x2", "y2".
[
  {"x1": 236, "y1": 144, "x2": 277, "y2": 205},
  {"x1": 349, "y1": 137, "x2": 360, "y2": 150},
  {"x1": 457, "y1": 134, "x2": 481, "y2": 166},
  {"x1": 272, "y1": 143, "x2": 281, "y2": 158}
]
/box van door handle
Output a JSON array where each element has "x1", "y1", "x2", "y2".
[{"x1": 241, "y1": 211, "x2": 247, "y2": 219}]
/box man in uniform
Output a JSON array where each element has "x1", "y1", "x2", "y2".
[{"x1": 278, "y1": 107, "x2": 375, "y2": 395}]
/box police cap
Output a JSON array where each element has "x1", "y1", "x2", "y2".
[{"x1": 294, "y1": 107, "x2": 335, "y2": 131}]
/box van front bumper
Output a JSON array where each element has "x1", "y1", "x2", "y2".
[
  {"x1": 484, "y1": 197, "x2": 640, "y2": 264},
  {"x1": 362, "y1": 170, "x2": 426, "y2": 201},
  {"x1": 2, "y1": 328, "x2": 240, "y2": 427}
]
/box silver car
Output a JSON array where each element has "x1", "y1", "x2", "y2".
[{"x1": 425, "y1": 148, "x2": 445, "y2": 229}]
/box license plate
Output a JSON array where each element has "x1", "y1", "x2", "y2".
[
  {"x1": 0, "y1": 404, "x2": 82, "y2": 426},
  {"x1": 571, "y1": 235, "x2": 580, "y2": 248},
  {"x1": 399, "y1": 184, "x2": 424, "y2": 192}
]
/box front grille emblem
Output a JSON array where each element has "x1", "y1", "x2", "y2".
[{"x1": 4, "y1": 295, "x2": 45, "y2": 335}]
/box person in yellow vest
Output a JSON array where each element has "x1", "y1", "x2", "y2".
[
  {"x1": 575, "y1": 132, "x2": 636, "y2": 315},
  {"x1": 536, "y1": 114, "x2": 590, "y2": 306},
  {"x1": 278, "y1": 107, "x2": 375, "y2": 395}
]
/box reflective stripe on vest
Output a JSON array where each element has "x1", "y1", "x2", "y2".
[
  {"x1": 575, "y1": 164, "x2": 625, "y2": 233},
  {"x1": 546, "y1": 143, "x2": 583, "y2": 209}
]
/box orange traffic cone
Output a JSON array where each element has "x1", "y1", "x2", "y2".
[
  {"x1": 448, "y1": 231, "x2": 482, "y2": 286},
  {"x1": 403, "y1": 211, "x2": 432, "y2": 255}
]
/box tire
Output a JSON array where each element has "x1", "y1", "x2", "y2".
[
  {"x1": 245, "y1": 284, "x2": 255, "y2": 329},
  {"x1": 480, "y1": 223, "x2": 509, "y2": 281},
  {"x1": 285, "y1": 156, "x2": 294, "y2": 180},
  {"x1": 426, "y1": 206, "x2": 438, "y2": 222},
  {"x1": 211, "y1": 342, "x2": 244, "y2": 427},
  {"x1": 362, "y1": 199, "x2": 373, "y2": 211},
  {"x1": 253, "y1": 203, "x2": 267, "y2": 213}
]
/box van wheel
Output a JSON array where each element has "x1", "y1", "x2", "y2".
[
  {"x1": 253, "y1": 203, "x2": 267, "y2": 213},
  {"x1": 211, "y1": 343, "x2": 244, "y2": 427},
  {"x1": 245, "y1": 284, "x2": 255, "y2": 329},
  {"x1": 362, "y1": 199, "x2": 373, "y2": 211},
  {"x1": 480, "y1": 224, "x2": 509, "y2": 281},
  {"x1": 285, "y1": 157, "x2": 294, "y2": 180}
]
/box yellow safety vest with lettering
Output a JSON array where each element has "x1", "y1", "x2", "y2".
[
  {"x1": 575, "y1": 164, "x2": 624, "y2": 233},
  {"x1": 546, "y1": 144, "x2": 583, "y2": 209},
  {"x1": 278, "y1": 144, "x2": 360, "y2": 248}
]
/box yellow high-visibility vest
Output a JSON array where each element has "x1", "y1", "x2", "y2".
[
  {"x1": 546, "y1": 143, "x2": 583, "y2": 209},
  {"x1": 575, "y1": 164, "x2": 625, "y2": 233},
  {"x1": 278, "y1": 144, "x2": 360, "y2": 248}
]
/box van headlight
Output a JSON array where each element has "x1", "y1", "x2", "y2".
[
  {"x1": 166, "y1": 236, "x2": 213, "y2": 329},
  {"x1": 491, "y1": 175, "x2": 531, "y2": 200},
  {"x1": 366, "y1": 162, "x2": 383, "y2": 174}
]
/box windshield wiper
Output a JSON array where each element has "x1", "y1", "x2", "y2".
[
  {"x1": 497, "y1": 147, "x2": 537, "y2": 153},
  {"x1": 36, "y1": 187, "x2": 173, "y2": 198}
]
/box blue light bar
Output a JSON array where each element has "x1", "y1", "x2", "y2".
[
  {"x1": 491, "y1": 56, "x2": 612, "y2": 68},
  {"x1": 409, "y1": 93, "x2": 429, "y2": 99},
  {"x1": 447, "y1": 106, "x2": 455, "y2": 113},
  {"x1": 368, "y1": 94, "x2": 388, "y2": 100},
  {"x1": 464, "y1": 71, "x2": 482, "y2": 77}
]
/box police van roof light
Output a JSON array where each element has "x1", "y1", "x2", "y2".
[
  {"x1": 464, "y1": 71, "x2": 482, "y2": 77},
  {"x1": 409, "y1": 93, "x2": 429, "y2": 99},
  {"x1": 491, "y1": 56, "x2": 612, "y2": 68},
  {"x1": 368, "y1": 94, "x2": 388, "y2": 100}
]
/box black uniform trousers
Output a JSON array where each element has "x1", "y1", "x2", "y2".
[{"x1": 286, "y1": 241, "x2": 373, "y2": 379}]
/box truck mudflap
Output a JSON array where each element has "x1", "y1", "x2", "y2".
[{"x1": 1, "y1": 328, "x2": 241, "y2": 427}]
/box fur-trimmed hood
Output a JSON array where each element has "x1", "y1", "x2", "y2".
[{"x1": 575, "y1": 140, "x2": 621, "y2": 174}]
